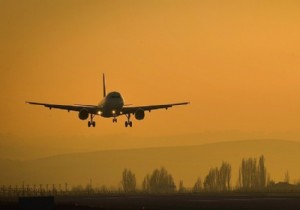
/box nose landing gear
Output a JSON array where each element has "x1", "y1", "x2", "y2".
[{"x1": 112, "y1": 112, "x2": 118, "y2": 123}]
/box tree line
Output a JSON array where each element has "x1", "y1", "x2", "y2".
[
  {"x1": 120, "y1": 155, "x2": 300, "y2": 193},
  {"x1": 2, "y1": 155, "x2": 299, "y2": 196}
]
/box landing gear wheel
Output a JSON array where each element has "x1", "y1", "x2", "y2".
[
  {"x1": 88, "y1": 114, "x2": 96, "y2": 127},
  {"x1": 113, "y1": 118, "x2": 117, "y2": 123},
  {"x1": 125, "y1": 114, "x2": 132, "y2": 128}
]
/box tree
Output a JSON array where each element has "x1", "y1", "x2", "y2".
[
  {"x1": 204, "y1": 168, "x2": 214, "y2": 191},
  {"x1": 284, "y1": 171, "x2": 290, "y2": 183},
  {"x1": 142, "y1": 174, "x2": 150, "y2": 191},
  {"x1": 142, "y1": 167, "x2": 176, "y2": 193},
  {"x1": 203, "y1": 162, "x2": 232, "y2": 192},
  {"x1": 238, "y1": 155, "x2": 267, "y2": 191},
  {"x1": 204, "y1": 167, "x2": 219, "y2": 191},
  {"x1": 121, "y1": 168, "x2": 136, "y2": 193},
  {"x1": 239, "y1": 157, "x2": 256, "y2": 190},
  {"x1": 258, "y1": 155, "x2": 267, "y2": 189},
  {"x1": 192, "y1": 178, "x2": 202, "y2": 193},
  {"x1": 219, "y1": 161, "x2": 232, "y2": 191},
  {"x1": 178, "y1": 180, "x2": 185, "y2": 193}
]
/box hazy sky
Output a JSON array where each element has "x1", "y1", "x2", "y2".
[{"x1": 1, "y1": 0, "x2": 300, "y2": 158}]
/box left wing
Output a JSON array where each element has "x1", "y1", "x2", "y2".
[
  {"x1": 121, "y1": 102, "x2": 189, "y2": 115},
  {"x1": 26, "y1": 101, "x2": 99, "y2": 114}
]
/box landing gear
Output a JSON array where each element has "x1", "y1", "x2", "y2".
[
  {"x1": 112, "y1": 113, "x2": 118, "y2": 123},
  {"x1": 88, "y1": 114, "x2": 96, "y2": 127},
  {"x1": 125, "y1": 121, "x2": 132, "y2": 127},
  {"x1": 88, "y1": 121, "x2": 95, "y2": 127},
  {"x1": 125, "y1": 114, "x2": 133, "y2": 127}
]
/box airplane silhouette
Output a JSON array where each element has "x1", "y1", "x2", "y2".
[{"x1": 26, "y1": 74, "x2": 189, "y2": 127}]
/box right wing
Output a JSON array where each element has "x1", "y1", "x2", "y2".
[
  {"x1": 121, "y1": 102, "x2": 189, "y2": 115},
  {"x1": 26, "y1": 101, "x2": 99, "y2": 114}
]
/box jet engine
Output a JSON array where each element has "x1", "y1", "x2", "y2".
[
  {"x1": 135, "y1": 108, "x2": 145, "y2": 120},
  {"x1": 78, "y1": 109, "x2": 89, "y2": 120}
]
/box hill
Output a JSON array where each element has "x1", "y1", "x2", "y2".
[{"x1": 1, "y1": 139, "x2": 300, "y2": 188}]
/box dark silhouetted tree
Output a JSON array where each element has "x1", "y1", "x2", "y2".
[
  {"x1": 238, "y1": 155, "x2": 267, "y2": 191},
  {"x1": 219, "y1": 161, "x2": 232, "y2": 191},
  {"x1": 204, "y1": 162, "x2": 232, "y2": 192},
  {"x1": 239, "y1": 157, "x2": 256, "y2": 190},
  {"x1": 142, "y1": 174, "x2": 150, "y2": 191},
  {"x1": 178, "y1": 180, "x2": 185, "y2": 193},
  {"x1": 258, "y1": 155, "x2": 267, "y2": 188},
  {"x1": 204, "y1": 167, "x2": 219, "y2": 191},
  {"x1": 284, "y1": 171, "x2": 290, "y2": 183},
  {"x1": 121, "y1": 168, "x2": 136, "y2": 193},
  {"x1": 142, "y1": 167, "x2": 176, "y2": 193},
  {"x1": 192, "y1": 178, "x2": 202, "y2": 193}
]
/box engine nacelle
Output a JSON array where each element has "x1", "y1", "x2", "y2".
[
  {"x1": 78, "y1": 109, "x2": 89, "y2": 120},
  {"x1": 135, "y1": 108, "x2": 145, "y2": 120}
]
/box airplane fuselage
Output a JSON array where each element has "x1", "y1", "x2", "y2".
[{"x1": 98, "y1": 91, "x2": 124, "y2": 118}]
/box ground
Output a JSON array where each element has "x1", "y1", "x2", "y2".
[{"x1": 1, "y1": 194, "x2": 300, "y2": 210}]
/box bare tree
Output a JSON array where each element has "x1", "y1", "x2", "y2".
[
  {"x1": 258, "y1": 155, "x2": 267, "y2": 188},
  {"x1": 142, "y1": 174, "x2": 150, "y2": 191},
  {"x1": 284, "y1": 171, "x2": 290, "y2": 183},
  {"x1": 219, "y1": 161, "x2": 232, "y2": 191},
  {"x1": 204, "y1": 162, "x2": 232, "y2": 192},
  {"x1": 192, "y1": 178, "x2": 202, "y2": 193},
  {"x1": 178, "y1": 180, "x2": 185, "y2": 193},
  {"x1": 121, "y1": 168, "x2": 136, "y2": 193},
  {"x1": 204, "y1": 167, "x2": 219, "y2": 191},
  {"x1": 143, "y1": 167, "x2": 176, "y2": 193},
  {"x1": 238, "y1": 155, "x2": 267, "y2": 191}
]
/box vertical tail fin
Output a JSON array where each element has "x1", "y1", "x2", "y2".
[{"x1": 103, "y1": 73, "x2": 106, "y2": 97}]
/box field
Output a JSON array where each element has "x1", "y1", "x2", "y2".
[{"x1": 1, "y1": 194, "x2": 300, "y2": 210}]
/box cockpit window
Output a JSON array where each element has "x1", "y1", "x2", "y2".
[{"x1": 109, "y1": 92, "x2": 121, "y2": 99}]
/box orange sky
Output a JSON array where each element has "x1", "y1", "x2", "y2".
[{"x1": 1, "y1": 0, "x2": 300, "y2": 159}]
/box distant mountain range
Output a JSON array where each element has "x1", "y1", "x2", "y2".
[{"x1": 1, "y1": 139, "x2": 300, "y2": 188}]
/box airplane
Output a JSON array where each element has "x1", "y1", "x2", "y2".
[{"x1": 26, "y1": 74, "x2": 189, "y2": 127}]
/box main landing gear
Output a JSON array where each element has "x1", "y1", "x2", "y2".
[
  {"x1": 125, "y1": 114, "x2": 133, "y2": 127},
  {"x1": 88, "y1": 114, "x2": 96, "y2": 127}
]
